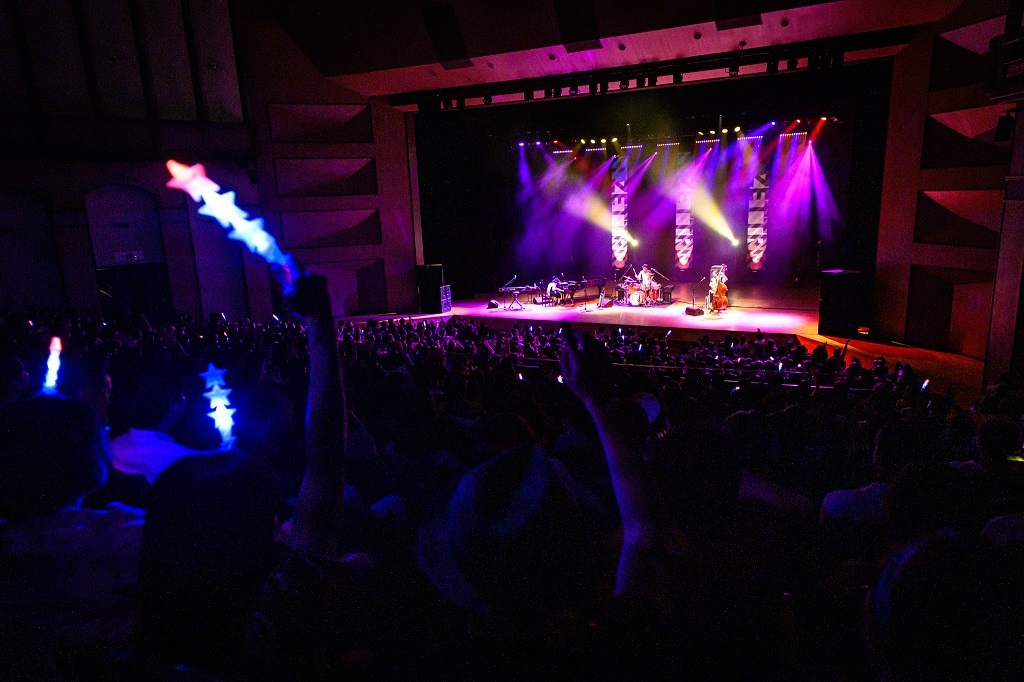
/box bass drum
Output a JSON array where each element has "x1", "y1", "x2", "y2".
[{"x1": 628, "y1": 290, "x2": 646, "y2": 306}]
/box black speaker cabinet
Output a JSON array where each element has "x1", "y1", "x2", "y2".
[
  {"x1": 818, "y1": 269, "x2": 861, "y2": 337},
  {"x1": 417, "y1": 264, "x2": 446, "y2": 313},
  {"x1": 660, "y1": 284, "x2": 674, "y2": 303}
]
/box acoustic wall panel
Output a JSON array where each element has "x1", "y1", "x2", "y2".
[
  {"x1": 135, "y1": 0, "x2": 197, "y2": 120},
  {"x1": 268, "y1": 104, "x2": 373, "y2": 143},
  {"x1": 280, "y1": 209, "x2": 381, "y2": 249},
  {"x1": 85, "y1": 185, "x2": 165, "y2": 266},
  {"x1": 185, "y1": 0, "x2": 244, "y2": 122},
  {"x1": 303, "y1": 259, "x2": 387, "y2": 316},
  {"x1": 274, "y1": 158, "x2": 377, "y2": 197},
  {"x1": 78, "y1": 0, "x2": 147, "y2": 119}
]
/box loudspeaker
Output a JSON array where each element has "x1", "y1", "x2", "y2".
[
  {"x1": 601, "y1": 299, "x2": 614, "y2": 309},
  {"x1": 685, "y1": 306, "x2": 705, "y2": 316},
  {"x1": 661, "y1": 284, "x2": 675, "y2": 303},
  {"x1": 818, "y1": 269, "x2": 861, "y2": 337},
  {"x1": 487, "y1": 299, "x2": 500, "y2": 309},
  {"x1": 440, "y1": 285, "x2": 452, "y2": 314},
  {"x1": 417, "y1": 264, "x2": 446, "y2": 313}
]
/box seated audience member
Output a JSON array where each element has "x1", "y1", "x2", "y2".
[
  {"x1": 821, "y1": 417, "x2": 941, "y2": 533},
  {"x1": 867, "y1": 531, "x2": 1015, "y2": 679},
  {"x1": 109, "y1": 362, "x2": 193, "y2": 483},
  {"x1": 0, "y1": 396, "x2": 144, "y2": 654},
  {"x1": 139, "y1": 276, "x2": 360, "y2": 677}
]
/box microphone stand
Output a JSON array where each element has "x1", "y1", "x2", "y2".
[{"x1": 690, "y1": 277, "x2": 706, "y2": 311}]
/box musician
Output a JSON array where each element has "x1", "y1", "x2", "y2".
[
  {"x1": 546, "y1": 277, "x2": 565, "y2": 304},
  {"x1": 639, "y1": 264, "x2": 654, "y2": 290},
  {"x1": 708, "y1": 265, "x2": 729, "y2": 313}
]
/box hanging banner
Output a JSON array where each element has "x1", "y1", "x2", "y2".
[
  {"x1": 675, "y1": 177, "x2": 695, "y2": 270},
  {"x1": 747, "y1": 172, "x2": 768, "y2": 271},
  {"x1": 610, "y1": 153, "x2": 629, "y2": 268}
]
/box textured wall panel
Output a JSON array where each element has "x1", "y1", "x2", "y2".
[
  {"x1": 302, "y1": 258, "x2": 386, "y2": 316},
  {"x1": 185, "y1": 0, "x2": 243, "y2": 122},
  {"x1": 0, "y1": 4, "x2": 28, "y2": 114},
  {"x1": 135, "y1": 0, "x2": 196, "y2": 120},
  {"x1": 280, "y1": 209, "x2": 381, "y2": 249},
  {"x1": 86, "y1": 185, "x2": 165, "y2": 266},
  {"x1": 274, "y1": 158, "x2": 377, "y2": 197},
  {"x1": 0, "y1": 190, "x2": 65, "y2": 309},
  {"x1": 78, "y1": 0, "x2": 146, "y2": 119},
  {"x1": 268, "y1": 103, "x2": 372, "y2": 143},
  {"x1": 18, "y1": 0, "x2": 91, "y2": 116}
]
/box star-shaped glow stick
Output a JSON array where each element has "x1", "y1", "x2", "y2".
[
  {"x1": 199, "y1": 363, "x2": 227, "y2": 389},
  {"x1": 166, "y1": 159, "x2": 299, "y2": 294},
  {"x1": 41, "y1": 336, "x2": 61, "y2": 394},
  {"x1": 202, "y1": 384, "x2": 232, "y2": 409},
  {"x1": 166, "y1": 160, "x2": 220, "y2": 202}
]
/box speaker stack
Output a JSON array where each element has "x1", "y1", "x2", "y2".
[
  {"x1": 818, "y1": 269, "x2": 861, "y2": 337},
  {"x1": 416, "y1": 264, "x2": 452, "y2": 314}
]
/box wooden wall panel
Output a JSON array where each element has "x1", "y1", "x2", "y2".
[
  {"x1": 274, "y1": 158, "x2": 377, "y2": 197},
  {"x1": 135, "y1": 0, "x2": 197, "y2": 120},
  {"x1": 185, "y1": 0, "x2": 243, "y2": 122},
  {"x1": 280, "y1": 209, "x2": 381, "y2": 249},
  {"x1": 17, "y1": 0, "x2": 91, "y2": 116},
  {"x1": 78, "y1": 0, "x2": 147, "y2": 119},
  {"x1": 268, "y1": 104, "x2": 373, "y2": 143}
]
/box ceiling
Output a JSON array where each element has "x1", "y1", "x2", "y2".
[{"x1": 269, "y1": 0, "x2": 968, "y2": 97}]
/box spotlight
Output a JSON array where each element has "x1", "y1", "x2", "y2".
[
  {"x1": 787, "y1": 57, "x2": 798, "y2": 70},
  {"x1": 518, "y1": 142, "x2": 525, "y2": 147},
  {"x1": 535, "y1": 140, "x2": 542, "y2": 146},
  {"x1": 553, "y1": 87, "x2": 562, "y2": 97},
  {"x1": 524, "y1": 90, "x2": 534, "y2": 101},
  {"x1": 771, "y1": 121, "x2": 776, "y2": 126},
  {"x1": 544, "y1": 88, "x2": 553, "y2": 98},
  {"x1": 796, "y1": 119, "x2": 801, "y2": 123},
  {"x1": 673, "y1": 73, "x2": 683, "y2": 84},
  {"x1": 728, "y1": 63, "x2": 739, "y2": 77},
  {"x1": 590, "y1": 139, "x2": 596, "y2": 144},
  {"x1": 697, "y1": 131, "x2": 704, "y2": 135},
  {"x1": 734, "y1": 126, "x2": 741, "y2": 132},
  {"x1": 767, "y1": 59, "x2": 779, "y2": 74},
  {"x1": 619, "y1": 79, "x2": 629, "y2": 90},
  {"x1": 483, "y1": 94, "x2": 492, "y2": 105},
  {"x1": 600, "y1": 138, "x2": 606, "y2": 143},
  {"x1": 611, "y1": 137, "x2": 617, "y2": 142},
  {"x1": 820, "y1": 116, "x2": 827, "y2": 121},
  {"x1": 569, "y1": 84, "x2": 579, "y2": 96}
]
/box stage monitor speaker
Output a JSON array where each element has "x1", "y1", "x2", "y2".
[
  {"x1": 487, "y1": 299, "x2": 499, "y2": 309},
  {"x1": 417, "y1": 264, "x2": 446, "y2": 313},
  {"x1": 601, "y1": 299, "x2": 614, "y2": 309},
  {"x1": 818, "y1": 269, "x2": 861, "y2": 337},
  {"x1": 685, "y1": 305, "x2": 705, "y2": 316},
  {"x1": 661, "y1": 284, "x2": 675, "y2": 304}
]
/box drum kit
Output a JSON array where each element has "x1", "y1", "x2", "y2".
[{"x1": 620, "y1": 279, "x2": 662, "y2": 306}]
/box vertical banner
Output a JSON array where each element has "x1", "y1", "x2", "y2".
[
  {"x1": 675, "y1": 177, "x2": 695, "y2": 270},
  {"x1": 746, "y1": 172, "x2": 768, "y2": 270},
  {"x1": 611, "y1": 153, "x2": 629, "y2": 268}
]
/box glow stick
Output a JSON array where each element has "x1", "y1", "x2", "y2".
[
  {"x1": 41, "y1": 336, "x2": 61, "y2": 394},
  {"x1": 199, "y1": 363, "x2": 234, "y2": 448},
  {"x1": 166, "y1": 160, "x2": 298, "y2": 294}
]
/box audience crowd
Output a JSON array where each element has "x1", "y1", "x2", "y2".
[{"x1": 2, "y1": 281, "x2": 1024, "y2": 680}]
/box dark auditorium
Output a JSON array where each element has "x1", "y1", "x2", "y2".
[{"x1": 3, "y1": 0, "x2": 1024, "y2": 678}]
